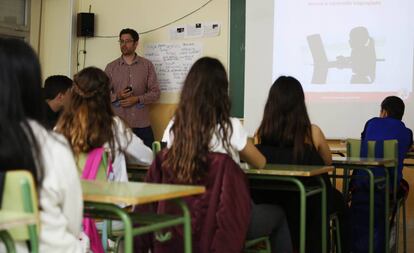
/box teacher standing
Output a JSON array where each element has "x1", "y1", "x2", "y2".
[{"x1": 105, "y1": 28, "x2": 160, "y2": 147}]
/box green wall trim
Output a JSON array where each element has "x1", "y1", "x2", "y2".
[{"x1": 229, "y1": 0, "x2": 245, "y2": 117}]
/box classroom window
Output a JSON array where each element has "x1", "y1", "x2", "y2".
[{"x1": 0, "y1": 0, "x2": 30, "y2": 40}]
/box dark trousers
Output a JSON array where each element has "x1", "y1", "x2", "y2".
[{"x1": 132, "y1": 126, "x2": 155, "y2": 148}]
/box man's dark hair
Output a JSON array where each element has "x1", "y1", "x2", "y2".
[
  {"x1": 381, "y1": 96, "x2": 405, "y2": 120},
  {"x1": 119, "y1": 28, "x2": 139, "y2": 42},
  {"x1": 43, "y1": 75, "x2": 73, "y2": 100}
]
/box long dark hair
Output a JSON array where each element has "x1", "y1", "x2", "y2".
[
  {"x1": 164, "y1": 57, "x2": 233, "y2": 184},
  {"x1": 257, "y1": 76, "x2": 313, "y2": 161},
  {"x1": 56, "y1": 67, "x2": 119, "y2": 159},
  {"x1": 0, "y1": 38, "x2": 45, "y2": 188}
]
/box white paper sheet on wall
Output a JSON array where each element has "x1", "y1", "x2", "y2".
[
  {"x1": 144, "y1": 42, "x2": 203, "y2": 92},
  {"x1": 169, "y1": 22, "x2": 221, "y2": 40}
]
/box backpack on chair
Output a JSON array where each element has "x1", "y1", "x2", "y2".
[{"x1": 80, "y1": 147, "x2": 113, "y2": 253}]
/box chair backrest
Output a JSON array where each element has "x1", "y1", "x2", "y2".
[
  {"x1": 346, "y1": 138, "x2": 399, "y2": 191},
  {"x1": 152, "y1": 141, "x2": 161, "y2": 158},
  {"x1": 346, "y1": 138, "x2": 398, "y2": 160},
  {"x1": 146, "y1": 151, "x2": 251, "y2": 252},
  {"x1": 1, "y1": 170, "x2": 39, "y2": 242},
  {"x1": 77, "y1": 150, "x2": 108, "y2": 181}
]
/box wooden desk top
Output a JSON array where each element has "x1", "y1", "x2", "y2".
[
  {"x1": 128, "y1": 162, "x2": 333, "y2": 177},
  {"x1": 82, "y1": 180, "x2": 205, "y2": 205},
  {"x1": 332, "y1": 157, "x2": 395, "y2": 167},
  {"x1": 0, "y1": 211, "x2": 36, "y2": 230},
  {"x1": 246, "y1": 164, "x2": 334, "y2": 177},
  {"x1": 330, "y1": 145, "x2": 347, "y2": 154}
]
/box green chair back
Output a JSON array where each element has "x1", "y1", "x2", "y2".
[
  {"x1": 346, "y1": 138, "x2": 399, "y2": 192},
  {"x1": 1, "y1": 170, "x2": 39, "y2": 251},
  {"x1": 346, "y1": 139, "x2": 397, "y2": 160},
  {"x1": 346, "y1": 138, "x2": 361, "y2": 157},
  {"x1": 152, "y1": 141, "x2": 161, "y2": 157}
]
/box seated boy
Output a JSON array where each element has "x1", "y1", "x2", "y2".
[
  {"x1": 350, "y1": 96, "x2": 412, "y2": 253},
  {"x1": 43, "y1": 75, "x2": 72, "y2": 129},
  {"x1": 361, "y1": 95, "x2": 413, "y2": 196}
]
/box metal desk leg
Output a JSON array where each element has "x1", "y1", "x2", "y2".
[
  {"x1": 85, "y1": 202, "x2": 133, "y2": 253},
  {"x1": 364, "y1": 169, "x2": 375, "y2": 253},
  {"x1": 384, "y1": 168, "x2": 390, "y2": 253},
  {"x1": 287, "y1": 178, "x2": 307, "y2": 253},
  {"x1": 318, "y1": 176, "x2": 327, "y2": 253},
  {"x1": 0, "y1": 231, "x2": 16, "y2": 253},
  {"x1": 174, "y1": 199, "x2": 192, "y2": 253}
]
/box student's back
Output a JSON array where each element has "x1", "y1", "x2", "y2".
[
  {"x1": 361, "y1": 117, "x2": 412, "y2": 185},
  {"x1": 55, "y1": 67, "x2": 153, "y2": 183},
  {"x1": 350, "y1": 96, "x2": 413, "y2": 253},
  {"x1": 256, "y1": 76, "x2": 349, "y2": 253},
  {"x1": 0, "y1": 38, "x2": 83, "y2": 252}
]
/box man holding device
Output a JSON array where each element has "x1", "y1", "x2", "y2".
[{"x1": 105, "y1": 28, "x2": 160, "y2": 147}]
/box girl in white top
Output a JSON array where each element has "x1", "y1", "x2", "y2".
[
  {"x1": 56, "y1": 67, "x2": 153, "y2": 182},
  {"x1": 160, "y1": 57, "x2": 292, "y2": 253},
  {"x1": 162, "y1": 117, "x2": 250, "y2": 165},
  {"x1": 0, "y1": 38, "x2": 83, "y2": 252}
]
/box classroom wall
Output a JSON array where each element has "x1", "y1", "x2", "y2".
[
  {"x1": 35, "y1": 0, "x2": 230, "y2": 140},
  {"x1": 36, "y1": 0, "x2": 76, "y2": 78}
]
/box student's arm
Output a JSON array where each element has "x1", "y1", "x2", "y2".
[
  {"x1": 51, "y1": 136, "x2": 83, "y2": 237},
  {"x1": 311, "y1": 124, "x2": 332, "y2": 165},
  {"x1": 239, "y1": 139, "x2": 266, "y2": 169},
  {"x1": 114, "y1": 117, "x2": 153, "y2": 165}
]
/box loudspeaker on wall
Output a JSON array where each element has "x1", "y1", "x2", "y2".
[{"x1": 77, "y1": 13, "x2": 94, "y2": 37}]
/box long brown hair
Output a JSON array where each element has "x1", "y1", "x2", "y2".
[
  {"x1": 257, "y1": 76, "x2": 313, "y2": 161},
  {"x1": 56, "y1": 67, "x2": 117, "y2": 158},
  {"x1": 164, "y1": 57, "x2": 233, "y2": 184}
]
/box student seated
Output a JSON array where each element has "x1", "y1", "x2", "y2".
[
  {"x1": 42, "y1": 75, "x2": 72, "y2": 129},
  {"x1": 360, "y1": 95, "x2": 413, "y2": 194},
  {"x1": 55, "y1": 67, "x2": 153, "y2": 182},
  {"x1": 141, "y1": 57, "x2": 292, "y2": 253},
  {"x1": 0, "y1": 38, "x2": 83, "y2": 252},
  {"x1": 255, "y1": 76, "x2": 349, "y2": 253},
  {"x1": 350, "y1": 96, "x2": 413, "y2": 253}
]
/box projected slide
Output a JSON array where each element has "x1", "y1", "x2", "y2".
[{"x1": 273, "y1": 0, "x2": 414, "y2": 99}]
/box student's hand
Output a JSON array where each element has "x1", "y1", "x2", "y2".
[{"x1": 120, "y1": 96, "x2": 139, "y2": 107}]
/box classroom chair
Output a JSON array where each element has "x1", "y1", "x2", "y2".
[
  {"x1": 346, "y1": 138, "x2": 407, "y2": 253},
  {"x1": 152, "y1": 141, "x2": 162, "y2": 157},
  {"x1": 1, "y1": 170, "x2": 39, "y2": 253},
  {"x1": 145, "y1": 149, "x2": 274, "y2": 252},
  {"x1": 151, "y1": 141, "x2": 272, "y2": 253}
]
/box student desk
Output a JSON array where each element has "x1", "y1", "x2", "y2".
[
  {"x1": 126, "y1": 163, "x2": 332, "y2": 253},
  {"x1": 0, "y1": 211, "x2": 37, "y2": 253},
  {"x1": 332, "y1": 157, "x2": 396, "y2": 253},
  {"x1": 245, "y1": 164, "x2": 333, "y2": 253},
  {"x1": 82, "y1": 180, "x2": 205, "y2": 253},
  {"x1": 330, "y1": 145, "x2": 347, "y2": 157}
]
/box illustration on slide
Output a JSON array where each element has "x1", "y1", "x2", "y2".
[{"x1": 307, "y1": 26, "x2": 380, "y2": 84}]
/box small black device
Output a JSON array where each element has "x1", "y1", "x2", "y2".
[{"x1": 124, "y1": 86, "x2": 132, "y2": 92}]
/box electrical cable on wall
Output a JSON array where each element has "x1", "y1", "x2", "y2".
[
  {"x1": 94, "y1": 0, "x2": 213, "y2": 38},
  {"x1": 76, "y1": 5, "x2": 91, "y2": 71}
]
